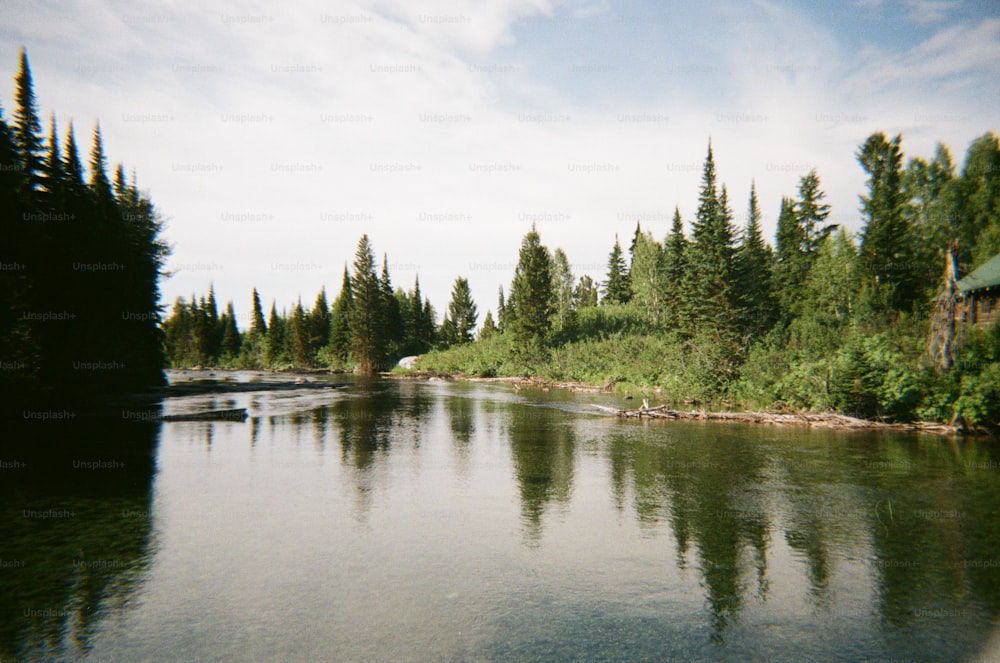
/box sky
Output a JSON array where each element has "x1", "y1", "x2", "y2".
[{"x1": 1, "y1": 0, "x2": 998, "y2": 326}]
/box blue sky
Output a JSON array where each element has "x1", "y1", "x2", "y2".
[{"x1": 1, "y1": 0, "x2": 997, "y2": 325}]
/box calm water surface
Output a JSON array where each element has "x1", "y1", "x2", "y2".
[{"x1": 2, "y1": 374, "x2": 1000, "y2": 661}]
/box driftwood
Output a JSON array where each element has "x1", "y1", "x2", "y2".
[
  {"x1": 592, "y1": 404, "x2": 969, "y2": 436},
  {"x1": 159, "y1": 408, "x2": 249, "y2": 422}
]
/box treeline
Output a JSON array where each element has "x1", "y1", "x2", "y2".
[
  {"x1": 422, "y1": 132, "x2": 1000, "y2": 426},
  {"x1": 163, "y1": 235, "x2": 484, "y2": 374},
  {"x1": 0, "y1": 49, "x2": 168, "y2": 395}
]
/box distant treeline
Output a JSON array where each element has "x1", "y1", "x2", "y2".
[{"x1": 0, "y1": 49, "x2": 168, "y2": 395}]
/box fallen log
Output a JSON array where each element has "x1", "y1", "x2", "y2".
[
  {"x1": 592, "y1": 404, "x2": 971, "y2": 436},
  {"x1": 159, "y1": 408, "x2": 249, "y2": 422}
]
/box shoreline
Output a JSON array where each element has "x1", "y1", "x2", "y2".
[{"x1": 387, "y1": 370, "x2": 988, "y2": 437}]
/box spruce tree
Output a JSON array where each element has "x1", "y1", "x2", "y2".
[
  {"x1": 221, "y1": 301, "x2": 242, "y2": 360},
  {"x1": 664, "y1": 206, "x2": 688, "y2": 329},
  {"x1": 602, "y1": 235, "x2": 631, "y2": 304},
  {"x1": 773, "y1": 196, "x2": 806, "y2": 319},
  {"x1": 857, "y1": 132, "x2": 913, "y2": 311},
  {"x1": 330, "y1": 266, "x2": 353, "y2": 364},
  {"x1": 685, "y1": 141, "x2": 736, "y2": 332},
  {"x1": 479, "y1": 310, "x2": 496, "y2": 340},
  {"x1": 307, "y1": 287, "x2": 330, "y2": 358},
  {"x1": 349, "y1": 235, "x2": 383, "y2": 375},
  {"x1": 734, "y1": 181, "x2": 775, "y2": 339},
  {"x1": 288, "y1": 299, "x2": 311, "y2": 366},
  {"x1": 13, "y1": 48, "x2": 44, "y2": 196},
  {"x1": 265, "y1": 302, "x2": 285, "y2": 366},
  {"x1": 379, "y1": 254, "x2": 404, "y2": 365},
  {"x1": 446, "y1": 277, "x2": 478, "y2": 344},
  {"x1": 509, "y1": 225, "x2": 553, "y2": 351},
  {"x1": 796, "y1": 169, "x2": 831, "y2": 256}
]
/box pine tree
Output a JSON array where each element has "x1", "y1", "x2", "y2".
[
  {"x1": 685, "y1": 141, "x2": 737, "y2": 332},
  {"x1": 734, "y1": 181, "x2": 775, "y2": 339},
  {"x1": 497, "y1": 287, "x2": 507, "y2": 332},
  {"x1": 509, "y1": 225, "x2": 553, "y2": 351},
  {"x1": 773, "y1": 196, "x2": 806, "y2": 319},
  {"x1": 379, "y1": 254, "x2": 404, "y2": 365},
  {"x1": 664, "y1": 206, "x2": 688, "y2": 329},
  {"x1": 479, "y1": 310, "x2": 497, "y2": 340},
  {"x1": 349, "y1": 235, "x2": 383, "y2": 375},
  {"x1": 446, "y1": 277, "x2": 478, "y2": 344},
  {"x1": 602, "y1": 235, "x2": 631, "y2": 304},
  {"x1": 266, "y1": 302, "x2": 285, "y2": 366},
  {"x1": 796, "y1": 169, "x2": 832, "y2": 256},
  {"x1": 307, "y1": 287, "x2": 330, "y2": 358},
  {"x1": 221, "y1": 301, "x2": 242, "y2": 360},
  {"x1": 13, "y1": 48, "x2": 44, "y2": 196},
  {"x1": 330, "y1": 266, "x2": 353, "y2": 363},
  {"x1": 288, "y1": 299, "x2": 311, "y2": 366},
  {"x1": 857, "y1": 132, "x2": 914, "y2": 311}
]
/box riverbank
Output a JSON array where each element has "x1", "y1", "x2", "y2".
[{"x1": 388, "y1": 370, "x2": 988, "y2": 437}]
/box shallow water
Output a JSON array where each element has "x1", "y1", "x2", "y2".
[{"x1": 2, "y1": 377, "x2": 999, "y2": 661}]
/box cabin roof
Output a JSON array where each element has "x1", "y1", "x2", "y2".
[{"x1": 958, "y1": 254, "x2": 1000, "y2": 294}]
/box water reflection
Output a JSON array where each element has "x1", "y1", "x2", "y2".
[
  {"x1": 0, "y1": 413, "x2": 159, "y2": 661},
  {"x1": 507, "y1": 404, "x2": 576, "y2": 543}
]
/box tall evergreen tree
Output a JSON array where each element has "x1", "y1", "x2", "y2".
[
  {"x1": 509, "y1": 225, "x2": 554, "y2": 350},
  {"x1": 379, "y1": 254, "x2": 404, "y2": 364},
  {"x1": 307, "y1": 287, "x2": 330, "y2": 357},
  {"x1": 221, "y1": 301, "x2": 242, "y2": 360},
  {"x1": 795, "y1": 169, "x2": 832, "y2": 257},
  {"x1": 479, "y1": 310, "x2": 497, "y2": 340},
  {"x1": 288, "y1": 299, "x2": 311, "y2": 366},
  {"x1": 734, "y1": 181, "x2": 775, "y2": 338},
  {"x1": 13, "y1": 48, "x2": 44, "y2": 196},
  {"x1": 330, "y1": 266, "x2": 353, "y2": 363},
  {"x1": 663, "y1": 206, "x2": 688, "y2": 329},
  {"x1": 773, "y1": 196, "x2": 806, "y2": 319},
  {"x1": 685, "y1": 142, "x2": 737, "y2": 332},
  {"x1": 265, "y1": 302, "x2": 285, "y2": 366},
  {"x1": 857, "y1": 132, "x2": 914, "y2": 311},
  {"x1": 446, "y1": 276, "x2": 479, "y2": 344},
  {"x1": 349, "y1": 235, "x2": 383, "y2": 375},
  {"x1": 602, "y1": 235, "x2": 631, "y2": 304}
]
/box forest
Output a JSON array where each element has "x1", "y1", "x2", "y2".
[
  {"x1": 0, "y1": 49, "x2": 168, "y2": 396},
  {"x1": 162, "y1": 128, "x2": 1000, "y2": 426}
]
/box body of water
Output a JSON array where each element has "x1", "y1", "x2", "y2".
[{"x1": 2, "y1": 375, "x2": 999, "y2": 661}]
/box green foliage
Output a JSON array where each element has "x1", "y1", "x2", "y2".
[
  {"x1": 602, "y1": 236, "x2": 631, "y2": 304},
  {"x1": 509, "y1": 225, "x2": 553, "y2": 354},
  {"x1": 446, "y1": 276, "x2": 478, "y2": 344}
]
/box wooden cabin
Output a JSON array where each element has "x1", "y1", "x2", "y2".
[{"x1": 957, "y1": 254, "x2": 1000, "y2": 328}]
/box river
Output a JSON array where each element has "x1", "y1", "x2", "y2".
[{"x1": 2, "y1": 374, "x2": 999, "y2": 661}]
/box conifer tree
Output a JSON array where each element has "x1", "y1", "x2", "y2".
[
  {"x1": 330, "y1": 266, "x2": 353, "y2": 364},
  {"x1": 349, "y1": 235, "x2": 383, "y2": 375},
  {"x1": 266, "y1": 302, "x2": 285, "y2": 366},
  {"x1": 379, "y1": 254, "x2": 404, "y2": 364},
  {"x1": 446, "y1": 277, "x2": 478, "y2": 344},
  {"x1": 796, "y1": 169, "x2": 832, "y2": 256},
  {"x1": 734, "y1": 181, "x2": 775, "y2": 338},
  {"x1": 13, "y1": 48, "x2": 44, "y2": 196},
  {"x1": 479, "y1": 310, "x2": 496, "y2": 340},
  {"x1": 857, "y1": 132, "x2": 914, "y2": 311},
  {"x1": 663, "y1": 206, "x2": 688, "y2": 329},
  {"x1": 773, "y1": 196, "x2": 806, "y2": 319},
  {"x1": 307, "y1": 287, "x2": 330, "y2": 358},
  {"x1": 602, "y1": 235, "x2": 631, "y2": 304},
  {"x1": 509, "y1": 225, "x2": 553, "y2": 350},
  {"x1": 221, "y1": 301, "x2": 242, "y2": 360},
  {"x1": 685, "y1": 142, "x2": 736, "y2": 331},
  {"x1": 288, "y1": 299, "x2": 311, "y2": 366}
]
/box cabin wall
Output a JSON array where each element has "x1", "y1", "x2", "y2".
[{"x1": 957, "y1": 292, "x2": 1000, "y2": 329}]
